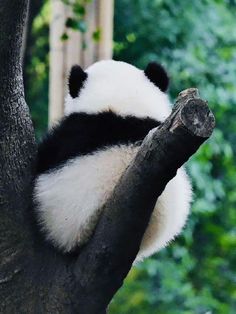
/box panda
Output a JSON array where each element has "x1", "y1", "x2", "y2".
[{"x1": 34, "y1": 60, "x2": 192, "y2": 262}]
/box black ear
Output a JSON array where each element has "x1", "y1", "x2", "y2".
[
  {"x1": 144, "y1": 62, "x2": 169, "y2": 92},
  {"x1": 68, "y1": 65, "x2": 88, "y2": 98}
]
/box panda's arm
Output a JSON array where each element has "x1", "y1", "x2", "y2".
[
  {"x1": 36, "y1": 113, "x2": 88, "y2": 175},
  {"x1": 36, "y1": 125, "x2": 63, "y2": 175},
  {"x1": 36, "y1": 115, "x2": 78, "y2": 174}
]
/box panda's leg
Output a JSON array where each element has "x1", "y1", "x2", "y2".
[{"x1": 135, "y1": 168, "x2": 192, "y2": 262}]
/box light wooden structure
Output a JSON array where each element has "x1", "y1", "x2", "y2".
[{"x1": 49, "y1": 0, "x2": 114, "y2": 125}]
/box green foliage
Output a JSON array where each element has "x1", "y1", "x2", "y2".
[
  {"x1": 24, "y1": 2, "x2": 50, "y2": 139},
  {"x1": 61, "y1": 0, "x2": 100, "y2": 44},
  {"x1": 62, "y1": 0, "x2": 89, "y2": 38},
  {"x1": 92, "y1": 28, "x2": 101, "y2": 42},
  {"x1": 111, "y1": 0, "x2": 236, "y2": 313},
  {"x1": 61, "y1": 32, "x2": 69, "y2": 41},
  {"x1": 65, "y1": 17, "x2": 87, "y2": 32},
  {"x1": 25, "y1": 0, "x2": 99, "y2": 139}
]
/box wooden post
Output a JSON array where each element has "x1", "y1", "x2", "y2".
[
  {"x1": 97, "y1": 0, "x2": 114, "y2": 60},
  {"x1": 49, "y1": 0, "x2": 114, "y2": 126},
  {"x1": 49, "y1": 0, "x2": 66, "y2": 125}
]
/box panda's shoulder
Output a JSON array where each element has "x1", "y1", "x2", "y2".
[
  {"x1": 37, "y1": 111, "x2": 160, "y2": 175},
  {"x1": 36, "y1": 113, "x2": 89, "y2": 174}
]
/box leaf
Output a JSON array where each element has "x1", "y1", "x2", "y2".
[
  {"x1": 65, "y1": 17, "x2": 87, "y2": 33},
  {"x1": 73, "y1": 3, "x2": 86, "y2": 16},
  {"x1": 65, "y1": 17, "x2": 78, "y2": 30},
  {"x1": 92, "y1": 29, "x2": 101, "y2": 42},
  {"x1": 60, "y1": 32, "x2": 69, "y2": 41}
]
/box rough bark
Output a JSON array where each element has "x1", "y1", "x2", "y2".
[
  {"x1": 0, "y1": 0, "x2": 36, "y2": 309},
  {"x1": 0, "y1": 1, "x2": 215, "y2": 313},
  {"x1": 0, "y1": 0, "x2": 36, "y2": 260}
]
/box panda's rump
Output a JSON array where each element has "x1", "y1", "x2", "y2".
[
  {"x1": 34, "y1": 143, "x2": 191, "y2": 259},
  {"x1": 34, "y1": 144, "x2": 139, "y2": 252}
]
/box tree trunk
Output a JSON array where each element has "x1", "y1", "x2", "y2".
[
  {"x1": 0, "y1": 1, "x2": 215, "y2": 313},
  {"x1": 0, "y1": 0, "x2": 36, "y2": 309}
]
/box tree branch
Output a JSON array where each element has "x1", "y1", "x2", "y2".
[{"x1": 73, "y1": 88, "x2": 215, "y2": 313}]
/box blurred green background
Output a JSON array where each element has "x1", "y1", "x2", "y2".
[{"x1": 25, "y1": 0, "x2": 236, "y2": 313}]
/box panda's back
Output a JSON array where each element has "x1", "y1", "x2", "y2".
[
  {"x1": 34, "y1": 60, "x2": 192, "y2": 261},
  {"x1": 34, "y1": 111, "x2": 159, "y2": 252},
  {"x1": 36, "y1": 111, "x2": 159, "y2": 175}
]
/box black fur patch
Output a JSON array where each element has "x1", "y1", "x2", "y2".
[
  {"x1": 36, "y1": 112, "x2": 160, "y2": 174},
  {"x1": 68, "y1": 65, "x2": 88, "y2": 98},
  {"x1": 144, "y1": 62, "x2": 169, "y2": 92}
]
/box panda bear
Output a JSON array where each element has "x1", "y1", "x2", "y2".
[{"x1": 34, "y1": 60, "x2": 192, "y2": 262}]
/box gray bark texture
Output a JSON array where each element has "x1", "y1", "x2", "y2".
[{"x1": 0, "y1": 1, "x2": 215, "y2": 313}]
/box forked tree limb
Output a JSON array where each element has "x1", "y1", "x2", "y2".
[{"x1": 0, "y1": 1, "x2": 216, "y2": 312}]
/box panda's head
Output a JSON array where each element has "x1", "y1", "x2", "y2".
[{"x1": 65, "y1": 60, "x2": 171, "y2": 121}]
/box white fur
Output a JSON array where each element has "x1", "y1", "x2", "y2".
[
  {"x1": 137, "y1": 168, "x2": 191, "y2": 261},
  {"x1": 35, "y1": 145, "x2": 139, "y2": 251},
  {"x1": 35, "y1": 60, "x2": 192, "y2": 260},
  {"x1": 65, "y1": 60, "x2": 171, "y2": 122},
  {"x1": 35, "y1": 145, "x2": 192, "y2": 259}
]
